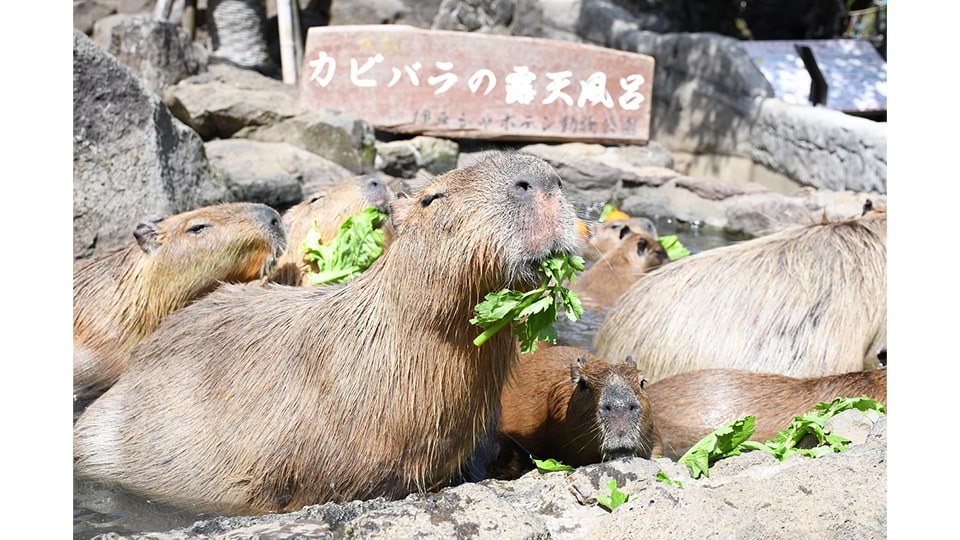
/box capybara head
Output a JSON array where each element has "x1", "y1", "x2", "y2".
[
  {"x1": 271, "y1": 175, "x2": 397, "y2": 285},
  {"x1": 572, "y1": 226, "x2": 669, "y2": 309},
  {"x1": 73, "y1": 201, "x2": 286, "y2": 400},
  {"x1": 73, "y1": 152, "x2": 581, "y2": 514},
  {"x1": 584, "y1": 216, "x2": 658, "y2": 260},
  {"x1": 567, "y1": 354, "x2": 659, "y2": 462}
]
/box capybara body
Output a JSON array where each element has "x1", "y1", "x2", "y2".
[
  {"x1": 594, "y1": 208, "x2": 887, "y2": 382},
  {"x1": 570, "y1": 228, "x2": 669, "y2": 309},
  {"x1": 646, "y1": 367, "x2": 887, "y2": 460},
  {"x1": 583, "y1": 217, "x2": 658, "y2": 260},
  {"x1": 490, "y1": 345, "x2": 662, "y2": 480},
  {"x1": 73, "y1": 152, "x2": 581, "y2": 515},
  {"x1": 73, "y1": 202, "x2": 286, "y2": 401},
  {"x1": 269, "y1": 175, "x2": 396, "y2": 286}
]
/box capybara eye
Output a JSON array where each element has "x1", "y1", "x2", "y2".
[
  {"x1": 309, "y1": 194, "x2": 326, "y2": 204},
  {"x1": 420, "y1": 192, "x2": 445, "y2": 207},
  {"x1": 187, "y1": 223, "x2": 211, "y2": 235}
]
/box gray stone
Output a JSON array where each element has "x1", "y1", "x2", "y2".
[
  {"x1": 74, "y1": 0, "x2": 116, "y2": 35},
  {"x1": 73, "y1": 29, "x2": 230, "y2": 260},
  {"x1": 163, "y1": 63, "x2": 301, "y2": 139},
  {"x1": 247, "y1": 109, "x2": 375, "y2": 174},
  {"x1": 376, "y1": 139, "x2": 423, "y2": 179},
  {"x1": 204, "y1": 139, "x2": 355, "y2": 209},
  {"x1": 107, "y1": 16, "x2": 209, "y2": 96},
  {"x1": 410, "y1": 135, "x2": 460, "y2": 176}
]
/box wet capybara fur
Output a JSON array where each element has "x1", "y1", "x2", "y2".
[
  {"x1": 583, "y1": 216, "x2": 658, "y2": 260},
  {"x1": 73, "y1": 202, "x2": 286, "y2": 401},
  {"x1": 646, "y1": 367, "x2": 887, "y2": 460},
  {"x1": 269, "y1": 175, "x2": 396, "y2": 286},
  {"x1": 73, "y1": 152, "x2": 581, "y2": 515},
  {"x1": 571, "y1": 227, "x2": 669, "y2": 309},
  {"x1": 594, "y1": 206, "x2": 886, "y2": 382},
  {"x1": 489, "y1": 345, "x2": 662, "y2": 480}
]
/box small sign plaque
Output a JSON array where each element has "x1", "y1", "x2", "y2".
[{"x1": 299, "y1": 25, "x2": 655, "y2": 144}]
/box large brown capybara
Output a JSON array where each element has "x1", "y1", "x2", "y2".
[
  {"x1": 73, "y1": 152, "x2": 581, "y2": 515},
  {"x1": 582, "y1": 216, "x2": 658, "y2": 260},
  {"x1": 570, "y1": 227, "x2": 669, "y2": 310},
  {"x1": 488, "y1": 345, "x2": 662, "y2": 480},
  {"x1": 593, "y1": 205, "x2": 887, "y2": 382},
  {"x1": 73, "y1": 202, "x2": 286, "y2": 402},
  {"x1": 268, "y1": 174, "x2": 396, "y2": 286},
  {"x1": 645, "y1": 367, "x2": 887, "y2": 460}
]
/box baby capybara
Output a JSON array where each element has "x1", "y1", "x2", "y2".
[
  {"x1": 73, "y1": 152, "x2": 581, "y2": 515},
  {"x1": 583, "y1": 216, "x2": 658, "y2": 260},
  {"x1": 570, "y1": 227, "x2": 669, "y2": 309},
  {"x1": 269, "y1": 174, "x2": 396, "y2": 286},
  {"x1": 645, "y1": 367, "x2": 887, "y2": 460},
  {"x1": 594, "y1": 206, "x2": 886, "y2": 382},
  {"x1": 73, "y1": 202, "x2": 286, "y2": 401},
  {"x1": 488, "y1": 345, "x2": 662, "y2": 480}
]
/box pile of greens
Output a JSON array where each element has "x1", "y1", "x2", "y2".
[
  {"x1": 302, "y1": 207, "x2": 388, "y2": 285},
  {"x1": 470, "y1": 252, "x2": 584, "y2": 354},
  {"x1": 677, "y1": 396, "x2": 887, "y2": 479}
]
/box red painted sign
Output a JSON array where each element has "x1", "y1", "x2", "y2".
[{"x1": 300, "y1": 25, "x2": 655, "y2": 144}]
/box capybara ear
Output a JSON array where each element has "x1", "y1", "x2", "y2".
[
  {"x1": 618, "y1": 225, "x2": 633, "y2": 240},
  {"x1": 133, "y1": 220, "x2": 163, "y2": 254},
  {"x1": 390, "y1": 196, "x2": 416, "y2": 234},
  {"x1": 570, "y1": 356, "x2": 587, "y2": 385},
  {"x1": 624, "y1": 355, "x2": 637, "y2": 369},
  {"x1": 634, "y1": 236, "x2": 649, "y2": 254}
]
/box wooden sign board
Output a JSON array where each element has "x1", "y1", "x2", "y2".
[
  {"x1": 299, "y1": 25, "x2": 654, "y2": 144},
  {"x1": 741, "y1": 39, "x2": 886, "y2": 113}
]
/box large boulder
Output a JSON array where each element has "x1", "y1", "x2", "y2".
[{"x1": 73, "y1": 29, "x2": 231, "y2": 261}]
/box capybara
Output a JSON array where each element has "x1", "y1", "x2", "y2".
[
  {"x1": 594, "y1": 206, "x2": 886, "y2": 382},
  {"x1": 645, "y1": 367, "x2": 887, "y2": 460},
  {"x1": 73, "y1": 202, "x2": 286, "y2": 401},
  {"x1": 570, "y1": 227, "x2": 669, "y2": 309},
  {"x1": 73, "y1": 152, "x2": 581, "y2": 515},
  {"x1": 268, "y1": 174, "x2": 396, "y2": 286},
  {"x1": 488, "y1": 345, "x2": 662, "y2": 480},
  {"x1": 583, "y1": 216, "x2": 658, "y2": 260}
]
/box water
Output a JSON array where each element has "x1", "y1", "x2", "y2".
[{"x1": 72, "y1": 216, "x2": 746, "y2": 539}]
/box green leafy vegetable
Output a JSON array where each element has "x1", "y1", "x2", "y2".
[
  {"x1": 657, "y1": 235, "x2": 691, "y2": 260},
  {"x1": 598, "y1": 203, "x2": 615, "y2": 222},
  {"x1": 470, "y1": 252, "x2": 585, "y2": 354},
  {"x1": 679, "y1": 396, "x2": 887, "y2": 478},
  {"x1": 679, "y1": 416, "x2": 756, "y2": 479},
  {"x1": 303, "y1": 207, "x2": 387, "y2": 285},
  {"x1": 740, "y1": 396, "x2": 887, "y2": 461},
  {"x1": 532, "y1": 457, "x2": 575, "y2": 473},
  {"x1": 596, "y1": 479, "x2": 630, "y2": 511},
  {"x1": 656, "y1": 472, "x2": 684, "y2": 489}
]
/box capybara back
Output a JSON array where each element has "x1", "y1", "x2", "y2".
[{"x1": 594, "y1": 208, "x2": 886, "y2": 382}]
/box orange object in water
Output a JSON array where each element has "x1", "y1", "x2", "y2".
[
  {"x1": 576, "y1": 219, "x2": 590, "y2": 240},
  {"x1": 603, "y1": 209, "x2": 630, "y2": 222}
]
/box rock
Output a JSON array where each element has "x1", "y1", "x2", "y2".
[
  {"x1": 73, "y1": 29, "x2": 230, "y2": 260},
  {"x1": 163, "y1": 63, "x2": 302, "y2": 139},
  {"x1": 203, "y1": 139, "x2": 355, "y2": 209},
  {"x1": 107, "y1": 16, "x2": 209, "y2": 96}
]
